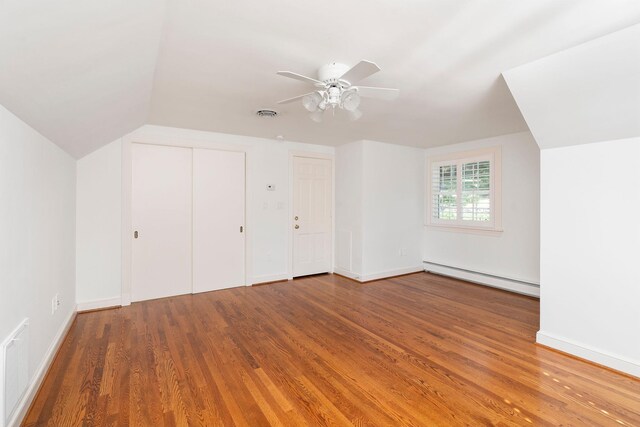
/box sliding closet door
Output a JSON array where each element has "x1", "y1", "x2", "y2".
[
  {"x1": 132, "y1": 143, "x2": 192, "y2": 302},
  {"x1": 193, "y1": 149, "x2": 245, "y2": 293}
]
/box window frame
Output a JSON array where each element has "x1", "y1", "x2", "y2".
[{"x1": 426, "y1": 146, "x2": 502, "y2": 234}]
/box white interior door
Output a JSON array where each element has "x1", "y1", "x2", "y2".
[
  {"x1": 193, "y1": 149, "x2": 245, "y2": 293},
  {"x1": 292, "y1": 156, "x2": 332, "y2": 277},
  {"x1": 132, "y1": 143, "x2": 192, "y2": 302}
]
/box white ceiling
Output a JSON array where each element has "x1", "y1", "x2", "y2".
[{"x1": 1, "y1": 0, "x2": 639, "y2": 158}]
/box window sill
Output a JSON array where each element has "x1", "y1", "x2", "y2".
[{"x1": 425, "y1": 224, "x2": 504, "y2": 236}]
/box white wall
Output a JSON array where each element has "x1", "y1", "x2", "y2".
[
  {"x1": 537, "y1": 137, "x2": 640, "y2": 377},
  {"x1": 335, "y1": 140, "x2": 424, "y2": 281},
  {"x1": 361, "y1": 141, "x2": 424, "y2": 278},
  {"x1": 335, "y1": 141, "x2": 364, "y2": 276},
  {"x1": 76, "y1": 140, "x2": 122, "y2": 308},
  {"x1": 74, "y1": 125, "x2": 334, "y2": 305},
  {"x1": 504, "y1": 26, "x2": 640, "y2": 376},
  {"x1": 0, "y1": 105, "x2": 76, "y2": 424},
  {"x1": 423, "y1": 132, "x2": 540, "y2": 288}
]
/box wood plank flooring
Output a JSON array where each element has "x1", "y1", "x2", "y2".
[{"x1": 23, "y1": 273, "x2": 640, "y2": 426}]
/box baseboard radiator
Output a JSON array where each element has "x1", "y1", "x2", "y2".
[
  {"x1": 423, "y1": 261, "x2": 540, "y2": 297},
  {"x1": 1, "y1": 319, "x2": 29, "y2": 427}
]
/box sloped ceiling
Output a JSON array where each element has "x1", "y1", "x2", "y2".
[
  {"x1": 1, "y1": 0, "x2": 639, "y2": 158},
  {"x1": 0, "y1": 0, "x2": 166, "y2": 157},
  {"x1": 503, "y1": 23, "x2": 640, "y2": 149}
]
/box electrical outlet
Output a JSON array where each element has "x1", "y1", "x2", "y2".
[{"x1": 51, "y1": 293, "x2": 61, "y2": 314}]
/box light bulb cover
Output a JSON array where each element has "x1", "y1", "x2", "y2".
[
  {"x1": 342, "y1": 91, "x2": 361, "y2": 111},
  {"x1": 302, "y1": 92, "x2": 323, "y2": 112}
]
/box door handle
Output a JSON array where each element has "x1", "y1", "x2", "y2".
[
  {"x1": 134, "y1": 230, "x2": 139, "y2": 239},
  {"x1": 294, "y1": 225, "x2": 299, "y2": 229}
]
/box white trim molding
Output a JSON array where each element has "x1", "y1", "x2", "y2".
[
  {"x1": 333, "y1": 267, "x2": 361, "y2": 281},
  {"x1": 423, "y1": 261, "x2": 540, "y2": 297},
  {"x1": 7, "y1": 307, "x2": 76, "y2": 427},
  {"x1": 360, "y1": 266, "x2": 425, "y2": 282},
  {"x1": 537, "y1": 331, "x2": 640, "y2": 378},
  {"x1": 250, "y1": 274, "x2": 289, "y2": 285},
  {"x1": 335, "y1": 266, "x2": 424, "y2": 283},
  {"x1": 76, "y1": 297, "x2": 122, "y2": 312}
]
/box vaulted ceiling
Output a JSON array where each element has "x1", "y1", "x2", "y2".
[{"x1": 1, "y1": 0, "x2": 639, "y2": 158}]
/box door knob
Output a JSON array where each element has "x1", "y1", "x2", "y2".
[
  {"x1": 134, "y1": 230, "x2": 139, "y2": 239},
  {"x1": 294, "y1": 225, "x2": 299, "y2": 229}
]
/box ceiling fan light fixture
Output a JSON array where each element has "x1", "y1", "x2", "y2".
[
  {"x1": 342, "y1": 91, "x2": 361, "y2": 112},
  {"x1": 327, "y1": 86, "x2": 341, "y2": 106},
  {"x1": 302, "y1": 92, "x2": 323, "y2": 112}
]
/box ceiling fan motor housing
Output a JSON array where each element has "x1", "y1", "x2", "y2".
[{"x1": 318, "y1": 63, "x2": 350, "y2": 84}]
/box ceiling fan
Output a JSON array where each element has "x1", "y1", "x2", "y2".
[{"x1": 276, "y1": 60, "x2": 399, "y2": 122}]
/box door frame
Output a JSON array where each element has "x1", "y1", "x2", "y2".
[
  {"x1": 121, "y1": 134, "x2": 250, "y2": 306},
  {"x1": 288, "y1": 151, "x2": 335, "y2": 279}
]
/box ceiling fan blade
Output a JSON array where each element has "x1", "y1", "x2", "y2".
[
  {"x1": 339, "y1": 60, "x2": 381, "y2": 84},
  {"x1": 347, "y1": 109, "x2": 363, "y2": 122},
  {"x1": 354, "y1": 86, "x2": 400, "y2": 101},
  {"x1": 277, "y1": 92, "x2": 316, "y2": 104},
  {"x1": 309, "y1": 110, "x2": 324, "y2": 123},
  {"x1": 277, "y1": 71, "x2": 324, "y2": 86}
]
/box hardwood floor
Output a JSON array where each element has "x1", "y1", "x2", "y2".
[{"x1": 24, "y1": 273, "x2": 640, "y2": 426}]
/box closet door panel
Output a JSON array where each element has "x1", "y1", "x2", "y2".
[
  {"x1": 132, "y1": 143, "x2": 192, "y2": 302},
  {"x1": 193, "y1": 149, "x2": 245, "y2": 293}
]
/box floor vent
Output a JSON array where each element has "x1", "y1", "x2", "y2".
[{"x1": 1, "y1": 319, "x2": 29, "y2": 427}]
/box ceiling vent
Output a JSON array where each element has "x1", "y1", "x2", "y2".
[{"x1": 256, "y1": 109, "x2": 278, "y2": 118}]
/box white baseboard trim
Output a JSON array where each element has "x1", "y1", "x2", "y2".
[
  {"x1": 76, "y1": 297, "x2": 122, "y2": 312},
  {"x1": 334, "y1": 267, "x2": 361, "y2": 281},
  {"x1": 334, "y1": 266, "x2": 424, "y2": 283},
  {"x1": 423, "y1": 261, "x2": 540, "y2": 297},
  {"x1": 121, "y1": 293, "x2": 131, "y2": 307},
  {"x1": 537, "y1": 331, "x2": 640, "y2": 378},
  {"x1": 360, "y1": 266, "x2": 425, "y2": 282},
  {"x1": 251, "y1": 274, "x2": 289, "y2": 285},
  {"x1": 8, "y1": 307, "x2": 77, "y2": 427}
]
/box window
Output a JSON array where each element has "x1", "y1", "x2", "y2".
[{"x1": 427, "y1": 146, "x2": 502, "y2": 232}]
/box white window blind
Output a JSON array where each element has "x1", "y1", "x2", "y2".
[
  {"x1": 431, "y1": 163, "x2": 457, "y2": 220},
  {"x1": 428, "y1": 147, "x2": 501, "y2": 231},
  {"x1": 461, "y1": 160, "x2": 491, "y2": 222}
]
